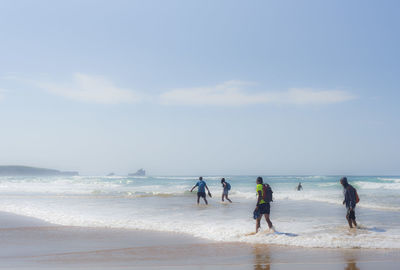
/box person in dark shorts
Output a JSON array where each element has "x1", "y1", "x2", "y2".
[
  {"x1": 221, "y1": 178, "x2": 232, "y2": 203},
  {"x1": 190, "y1": 176, "x2": 212, "y2": 205},
  {"x1": 340, "y1": 177, "x2": 358, "y2": 228},
  {"x1": 255, "y1": 176, "x2": 273, "y2": 233}
]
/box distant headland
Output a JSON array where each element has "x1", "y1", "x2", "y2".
[{"x1": 0, "y1": 165, "x2": 79, "y2": 176}]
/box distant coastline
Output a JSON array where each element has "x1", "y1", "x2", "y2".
[{"x1": 0, "y1": 165, "x2": 79, "y2": 176}]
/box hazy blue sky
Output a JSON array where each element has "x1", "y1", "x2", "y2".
[{"x1": 0, "y1": 0, "x2": 399, "y2": 175}]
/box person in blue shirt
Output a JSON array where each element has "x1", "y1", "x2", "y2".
[{"x1": 190, "y1": 176, "x2": 212, "y2": 205}]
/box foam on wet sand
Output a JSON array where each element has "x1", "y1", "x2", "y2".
[{"x1": 0, "y1": 211, "x2": 399, "y2": 270}]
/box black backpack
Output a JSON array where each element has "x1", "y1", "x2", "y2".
[{"x1": 262, "y1": 184, "x2": 273, "y2": 202}]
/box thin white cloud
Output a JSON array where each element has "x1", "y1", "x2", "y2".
[
  {"x1": 38, "y1": 73, "x2": 141, "y2": 104},
  {"x1": 281, "y1": 88, "x2": 356, "y2": 105},
  {"x1": 3, "y1": 74, "x2": 356, "y2": 106},
  {"x1": 159, "y1": 81, "x2": 356, "y2": 106}
]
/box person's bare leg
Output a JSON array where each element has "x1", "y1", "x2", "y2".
[
  {"x1": 346, "y1": 215, "x2": 353, "y2": 228},
  {"x1": 264, "y1": 214, "x2": 273, "y2": 229},
  {"x1": 197, "y1": 196, "x2": 200, "y2": 205},
  {"x1": 203, "y1": 197, "x2": 208, "y2": 205},
  {"x1": 256, "y1": 217, "x2": 261, "y2": 233},
  {"x1": 225, "y1": 194, "x2": 232, "y2": 203},
  {"x1": 352, "y1": 219, "x2": 357, "y2": 227},
  {"x1": 221, "y1": 193, "x2": 224, "y2": 202}
]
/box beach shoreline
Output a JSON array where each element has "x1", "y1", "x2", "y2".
[{"x1": 0, "y1": 211, "x2": 399, "y2": 269}]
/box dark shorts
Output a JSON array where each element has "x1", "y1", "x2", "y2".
[
  {"x1": 258, "y1": 203, "x2": 270, "y2": 215},
  {"x1": 197, "y1": 191, "x2": 206, "y2": 198},
  {"x1": 223, "y1": 189, "x2": 229, "y2": 195},
  {"x1": 347, "y1": 208, "x2": 356, "y2": 220}
]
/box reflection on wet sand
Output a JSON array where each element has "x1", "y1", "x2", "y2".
[
  {"x1": 344, "y1": 251, "x2": 360, "y2": 270},
  {"x1": 253, "y1": 245, "x2": 270, "y2": 270},
  {"x1": 344, "y1": 262, "x2": 360, "y2": 270}
]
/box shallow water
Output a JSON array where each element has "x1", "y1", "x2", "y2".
[{"x1": 0, "y1": 175, "x2": 399, "y2": 249}]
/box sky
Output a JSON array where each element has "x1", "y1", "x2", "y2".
[{"x1": 0, "y1": 0, "x2": 399, "y2": 175}]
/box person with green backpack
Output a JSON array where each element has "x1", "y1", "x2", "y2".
[
  {"x1": 221, "y1": 178, "x2": 232, "y2": 203},
  {"x1": 254, "y1": 176, "x2": 274, "y2": 233}
]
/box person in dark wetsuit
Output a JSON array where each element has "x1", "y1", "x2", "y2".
[
  {"x1": 297, "y1": 182, "x2": 303, "y2": 191},
  {"x1": 190, "y1": 176, "x2": 212, "y2": 205},
  {"x1": 340, "y1": 177, "x2": 357, "y2": 228}
]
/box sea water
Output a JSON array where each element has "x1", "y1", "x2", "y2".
[{"x1": 0, "y1": 175, "x2": 399, "y2": 249}]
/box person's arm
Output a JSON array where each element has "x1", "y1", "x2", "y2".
[
  {"x1": 349, "y1": 188, "x2": 356, "y2": 209},
  {"x1": 344, "y1": 188, "x2": 352, "y2": 208},
  {"x1": 342, "y1": 187, "x2": 347, "y2": 204},
  {"x1": 190, "y1": 183, "x2": 198, "y2": 192}
]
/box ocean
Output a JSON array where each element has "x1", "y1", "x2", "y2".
[{"x1": 0, "y1": 175, "x2": 399, "y2": 249}]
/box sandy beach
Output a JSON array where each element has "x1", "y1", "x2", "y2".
[
  {"x1": 2, "y1": 0, "x2": 400, "y2": 268},
  {"x1": 0, "y1": 212, "x2": 398, "y2": 270}
]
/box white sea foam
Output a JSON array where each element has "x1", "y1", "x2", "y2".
[
  {"x1": 154, "y1": 176, "x2": 199, "y2": 180},
  {"x1": 153, "y1": 176, "x2": 224, "y2": 181},
  {"x1": 0, "y1": 201, "x2": 399, "y2": 249},
  {"x1": 231, "y1": 190, "x2": 400, "y2": 211},
  {"x1": 231, "y1": 189, "x2": 341, "y2": 205},
  {"x1": 354, "y1": 181, "x2": 400, "y2": 190},
  {"x1": 1, "y1": 176, "x2": 398, "y2": 211},
  {"x1": 0, "y1": 175, "x2": 399, "y2": 249},
  {"x1": 377, "y1": 177, "x2": 400, "y2": 183},
  {"x1": 317, "y1": 183, "x2": 337, "y2": 187}
]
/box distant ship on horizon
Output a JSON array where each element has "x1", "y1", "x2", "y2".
[{"x1": 128, "y1": 168, "x2": 146, "y2": 176}]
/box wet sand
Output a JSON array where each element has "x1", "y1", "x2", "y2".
[{"x1": 0, "y1": 212, "x2": 399, "y2": 269}]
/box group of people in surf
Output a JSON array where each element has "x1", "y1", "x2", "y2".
[
  {"x1": 190, "y1": 176, "x2": 359, "y2": 233},
  {"x1": 190, "y1": 176, "x2": 232, "y2": 204}
]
